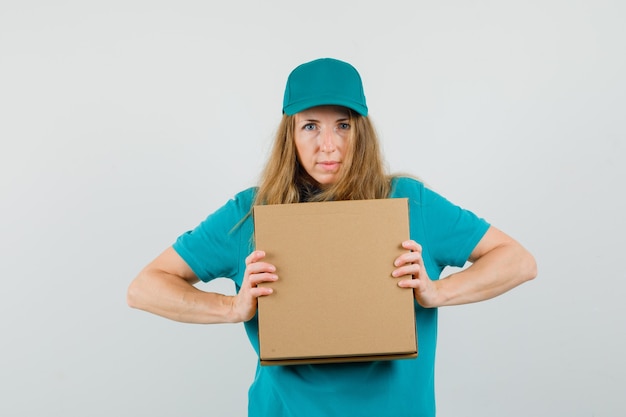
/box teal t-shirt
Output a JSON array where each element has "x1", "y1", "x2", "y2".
[{"x1": 173, "y1": 177, "x2": 489, "y2": 417}]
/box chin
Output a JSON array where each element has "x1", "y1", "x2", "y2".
[{"x1": 315, "y1": 177, "x2": 337, "y2": 186}]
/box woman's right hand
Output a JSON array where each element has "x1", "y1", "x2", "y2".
[{"x1": 230, "y1": 250, "x2": 278, "y2": 322}]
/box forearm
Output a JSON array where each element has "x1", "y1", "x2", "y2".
[
  {"x1": 434, "y1": 242, "x2": 537, "y2": 307},
  {"x1": 127, "y1": 269, "x2": 238, "y2": 324}
]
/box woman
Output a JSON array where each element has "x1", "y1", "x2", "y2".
[{"x1": 127, "y1": 58, "x2": 537, "y2": 416}]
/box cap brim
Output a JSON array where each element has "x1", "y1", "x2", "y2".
[{"x1": 283, "y1": 97, "x2": 368, "y2": 116}]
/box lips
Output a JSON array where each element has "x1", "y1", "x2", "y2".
[{"x1": 318, "y1": 161, "x2": 340, "y2": 171}]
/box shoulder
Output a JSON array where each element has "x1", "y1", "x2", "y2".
[
  {"x1": 192, "y1": 187, "x2": 257, "y2": 231},
  {"x1": 231, "y1": 186, "x2": 258, "y2": 207},
  {"x1": 389, "y1": 176, "x2": 457, "y2": 211},
  {"x1": 389, "y1": 176, "x2": 427, "y2": 198},
  {"x1": 217, "y1": 187, "x2": 258, "y2": 214}
]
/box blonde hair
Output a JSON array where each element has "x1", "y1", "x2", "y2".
[{"x1": 254, "y1": 110, "x2": 391, "y2": 205}]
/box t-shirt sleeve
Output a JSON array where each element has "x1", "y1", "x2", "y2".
[
  {"x1": 419, "y1": 185, "x2": 490, "y2": 269},
  {"x1": 172, "y1": 189, "x2": 254, "y2": 282}
]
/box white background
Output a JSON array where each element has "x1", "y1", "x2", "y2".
[{"x1": 1, "y1": 1, "x2": 624, "y2": 416}]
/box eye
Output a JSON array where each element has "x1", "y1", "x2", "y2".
[
  {"x1": 337, "y1": 122, "x2": 350, "y2": 130},
  {"x1": 303, "y1": 123, "x2": 317, "y2": 131}
]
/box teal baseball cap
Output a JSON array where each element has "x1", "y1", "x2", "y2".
[{"x1": 282, "y1": 58, "x2": 368, "y2": 116}]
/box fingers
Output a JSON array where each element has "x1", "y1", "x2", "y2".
[
  {"x1": 392, "y1": 240, "x2": 423, "y2": 278},
  {"x1": 391, "y1": 241, "x2": 439, "y2": 307},
  {"x1": 249, "y1": 272, "x2": 278, "y2": 292},
  {"x1": 249, "y1": 285, "x2": 274, "y2": 297},
  {"x1": 244, "y1": 250, "x2": 278, "y2": 292},
  {"x1": 245, "y1": 250, "x2": 267, "y2": 265},
  {"x1": 393, "y1": 240, "x2": 432, "y2": 292}
]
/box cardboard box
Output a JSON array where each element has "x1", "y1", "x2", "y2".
[{"x1": 253, "y1": 198, "x2": 417, "y2": 366}]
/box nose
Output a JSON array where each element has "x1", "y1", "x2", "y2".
[{"x1": 320, "y1": 128, "x2": 337, "y2": 153}]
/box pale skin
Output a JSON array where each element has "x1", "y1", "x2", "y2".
[{"x1": 127, "y1": 106, "x2": 537, "y2": 323}]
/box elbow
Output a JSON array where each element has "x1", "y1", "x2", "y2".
[
  {"x1": 522, "y1": 250, "x2": 538, "y2": 283},
  {"x1": 126, "y1": 278, "x2": 143, "y2": 310}
]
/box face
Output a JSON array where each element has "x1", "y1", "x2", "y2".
[{"x1": 294, "y1": 106, "x2": 351, "y2": 186}]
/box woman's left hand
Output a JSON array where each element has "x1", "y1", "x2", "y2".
[{"x1": 392, "y1": 240, "x2": 440, "y2": 308}]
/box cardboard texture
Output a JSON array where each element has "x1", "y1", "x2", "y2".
[{"x1": 253, "y1": 198, "x2": 417, "y2": 366}]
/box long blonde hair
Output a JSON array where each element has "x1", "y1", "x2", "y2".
[{"x1": 254, "y1": 110, "x2": 391, "y2": 205}]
